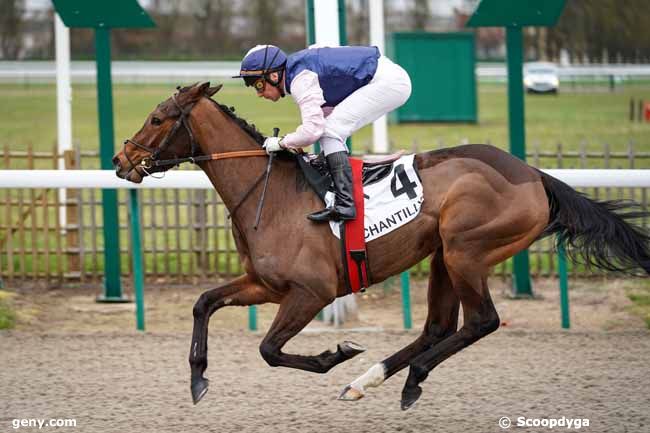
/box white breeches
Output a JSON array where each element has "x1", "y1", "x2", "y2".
[{"x1": 320, "y1": 56, "x2": 412, "y2": 156}]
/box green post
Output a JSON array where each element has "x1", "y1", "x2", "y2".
[
  {"x1": 468, "y1": 1, "x2": 568, "y2": 298},
  {"x1": 128, "y1": 189, "x2": 145, "y2": 331},
  {"x1": 248, "y1": 305, "x2": 257, "y2": 331},
  {"x1": 95, "y1": 27, "x2": 125, "y2": 302},
  {"x1": 506, "y1": 26, "x2": 533, "y2": 297},
  {"x1": 400, "y1": 271, "x2": 412, "y2": 330},
  {"x1": 557, "y1": 240, "x2": 570, "y2": 329},
  {"x1": 337, "y1": 0, "x2": 347, "y2": 46},
  {"x1": 305, "y1": 0, "x2": 315, "y2": 46}
]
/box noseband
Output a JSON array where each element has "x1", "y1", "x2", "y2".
[{"x1": 122, "y1": 92, "x2": 266, "y2": 171}]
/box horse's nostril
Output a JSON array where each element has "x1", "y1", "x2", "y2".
[{"x1": 112, "y1": 156, "x2": 121, "y2": 168}]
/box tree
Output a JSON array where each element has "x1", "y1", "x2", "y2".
[
  {"x1": 251, "y1": 0, "x2": 281, "y2": 44},
  {"x1": 192, "y1": 0, "x2": 234, "y2": 57},
  {"x1": 0, "y1": 0, "x2": 25, "y2": 59},
  {"x1": 411, "y1": 0, "x2": 430, "y2": 31}
]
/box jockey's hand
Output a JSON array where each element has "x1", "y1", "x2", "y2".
[{"x1": 263, "y1": 136, "x2": 283, "y2": 154}]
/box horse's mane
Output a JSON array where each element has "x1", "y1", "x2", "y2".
[
  {"x1": 176, "y1": 84, "x2": 266, "y2": 146},
  {"x1": 211, "y1": 99, "x2": 266, "y2": 146}
]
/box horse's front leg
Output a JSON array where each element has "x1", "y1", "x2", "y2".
[
  {"x1": 190, "y1": 274, "x2": 278, "y2": 404},
  {"x1": 258, "y1": 284, "x2": 366, "y2": 373}
]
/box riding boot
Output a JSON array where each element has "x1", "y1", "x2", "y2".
[{"x1": 308, "y1": 151, "x2": 357, "y2": 222}]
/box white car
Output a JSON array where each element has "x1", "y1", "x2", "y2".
[{"x1": 524, "y1": 62, "x2": 559, "y2": 94}]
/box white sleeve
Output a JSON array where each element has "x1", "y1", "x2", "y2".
[{"x1": 281, "y1": 70, "x2": 326, "y2": 149}]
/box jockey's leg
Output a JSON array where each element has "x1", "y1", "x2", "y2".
[
  {"x1": 307, "y1": 57, "x2": 411, "y2": 223},
  {"x1": 307, "y1": 149, "x2": 356, "y2": 222}
]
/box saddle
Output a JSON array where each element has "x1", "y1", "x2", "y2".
[
  {"x1": 296, "y1": 151, "x2": 404, "y2": 203},
  {"x1": 294, "y1": 151, "x2": 403, "y2": 294}
]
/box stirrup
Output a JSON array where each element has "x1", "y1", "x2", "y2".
[
  {"x1": 307, "y1": 207, "x2": 336, "y2": 222},
  {"x1": 307, "y1": 206, "x2": 355, "y2": 223}
]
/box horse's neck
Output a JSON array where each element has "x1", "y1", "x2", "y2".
[{"x1": 190, "y1": 99, "x2": 287, "y2": 224}]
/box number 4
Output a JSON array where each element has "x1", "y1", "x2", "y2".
[{"x1": 390, "y1": 164, "x2": 418, "y2": 199}]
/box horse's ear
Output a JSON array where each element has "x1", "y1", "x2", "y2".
[
  {"x1": 182, "y1": 82, "x2": 210, "y2": 103},
  {"x1": 205, "y1": 84, "x2": 223, "y2": 97},
  {"x1": 197, "y1": 82, "x2": 211, "y2": 94}
]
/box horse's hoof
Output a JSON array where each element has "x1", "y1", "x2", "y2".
[
  {"x1": 339, "y1": 341, "x2": 366, "y2": 358},
  {"x1": 191, "y1": 377, "x2": 209, "y2": 405},
  {"x1": 338, "y1": 384, "x2": 365, "y2": 401},
  {"x1": 400, "y1": 385, "x2": 422, "y2": 411}
]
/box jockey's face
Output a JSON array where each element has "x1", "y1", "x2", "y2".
[{"x1": 257, "y1": 72, "x2": 283, "y2": 102}]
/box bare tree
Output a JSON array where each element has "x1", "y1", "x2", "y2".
[
  {"x1": 346, "y1": 0, "x2": 369, "y2": 46},
  {"x1": 411, "y1": 0, "x2": 430, "y2": 31},
  {"x1": 248, "y1": 0, "x2": 281, "y2": 45},
  {"x1": 193, "y1": 0, "x2": 234, "y2": 57},
  {"x1": 0, "y1": 0, "x2": 25, "y2": 59}
]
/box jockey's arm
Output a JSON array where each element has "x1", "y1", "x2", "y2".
[{"x1": 281, "y1": 70, "x2": 326, "y2": 150}]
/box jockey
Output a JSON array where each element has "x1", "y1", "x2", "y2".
[{"x1": 234, "y1": 44, "x2": 412, "y2": 223}]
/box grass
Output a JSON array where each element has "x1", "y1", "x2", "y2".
[
  {"x1": 1, "y1": 81, "x2": 650, "y2": 280},
  {"x1": 0, "y1": 290, "x2": 17, "y2": 329},
  {"x1": 626, "y1": 282, "x2": 650, "y2": 329},
  {"x1": 1, "y1": 82, "x2": 650, "y2": 160}
]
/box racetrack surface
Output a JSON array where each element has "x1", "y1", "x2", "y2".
[{"x1": 2, "y1": 328, "x2": 649, "y2": 433}]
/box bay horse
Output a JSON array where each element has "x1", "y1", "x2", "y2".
[{"x1": 113, "y1": 82, "x2": 650, "y2": 410}]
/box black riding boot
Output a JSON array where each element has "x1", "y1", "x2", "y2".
[{"x1": 308, "y1": 151, "x2": 357, "y2": 222}]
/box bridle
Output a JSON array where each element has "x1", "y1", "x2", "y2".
[
  {"x1": 122, "y1": 92, "x2": 266, "y2": 172},
  {"x1": 121, "y1": 90, "x2": 270, "y2": 219}
]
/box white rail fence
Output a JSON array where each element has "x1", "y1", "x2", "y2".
[
  {"x1": 1, "y1": 169, "x2": 648, "y2": 189},
  {"x1": 1, "y1": 169, "x2": 648, "y2": 329},
  {"x1": 2, "y1": 61, "x2": 650, "y2": 84}
]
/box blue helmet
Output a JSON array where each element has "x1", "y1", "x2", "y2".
[{"x1": 233, "y1": 45, "x2": 287, "y2": 90}]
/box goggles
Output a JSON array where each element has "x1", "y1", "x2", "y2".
[{"x1": 243, "y1": 75, "x2": 266, "y2": 93}]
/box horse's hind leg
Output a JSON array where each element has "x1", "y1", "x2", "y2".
[
  {"x1": 401, "y1": 261, "x2": 499, "y2": 410},
  {"x1": 258, "y1": 284, "x2": 366, "y2": 373},
  {"x1": 190, "y1": 274, "x2": 278, "y2": 404},
  {"x1": 339, "y1": 249, "x2": 459, "y2": 400}
]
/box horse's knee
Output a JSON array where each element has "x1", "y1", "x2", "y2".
[
  {"x1": 259, "y1": 341, "x2": 281, "y2": 367},
  {"x1": 481, "y1": 310, "x2": 500, "y2": 334},
  {"x1": 192, "y1": 293, "x2": 210, "y2": 318},
  {"x1": 466, "y1": 304, "x2": 500, "y2": 337}
]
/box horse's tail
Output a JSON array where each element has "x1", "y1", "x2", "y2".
[{"x1": 539, "y1": 171, "x2": 650, "y2": 275}]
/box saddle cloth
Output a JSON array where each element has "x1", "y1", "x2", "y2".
[
  {"x1": 296, "y1": 152, "x2": 423, "y2": 293},
  {"x1": 325, "y1": 154, "x2": 424, "y2": 242}
]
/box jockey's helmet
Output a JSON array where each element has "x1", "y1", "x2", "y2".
[{"x1": 233, "y1": 45, "x2": 287, "y2": 94}]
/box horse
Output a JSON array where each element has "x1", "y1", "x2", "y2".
[{"x1": 113, "y1": 82, "x2": 650, "y2": 410}]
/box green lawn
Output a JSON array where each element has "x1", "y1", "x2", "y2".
[
  {"x1": 626, "y1": 280, "x2": 650, "y2": 329},
  {"x1": 0, "y1": 291, "x2": 16, "y2": 329},
  {"x1": 1, "y1": 81, "x2": 649, "y2": 280},
  {"x1": 2, "y1": 82, "x2": 649, "y2": 159}
]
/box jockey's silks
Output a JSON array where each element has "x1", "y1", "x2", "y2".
[{"x1": 285, "y1": 46, "x2": 380, "y2": 107}]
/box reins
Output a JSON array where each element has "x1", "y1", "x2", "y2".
[{"x1": 141, "y1": 149, "x2": 267, "y2": 169}]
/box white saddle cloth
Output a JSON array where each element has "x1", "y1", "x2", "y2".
[{"x1": 328, "y1": 154, "x2": 424, "y2": 242}]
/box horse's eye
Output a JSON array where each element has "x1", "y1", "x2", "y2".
[{"x1": 151, "y1": 117, "x2": 162, "y2": 126}]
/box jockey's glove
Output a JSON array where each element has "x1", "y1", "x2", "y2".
[{"x1": 263, "y1": 136, "x2": 283, "y2": 154}]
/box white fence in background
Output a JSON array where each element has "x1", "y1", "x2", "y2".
[
  {"x1": 0, "y1": 168, "x2": 648, "y2": 326},
  {"x1": 1, "y1": 169, "x2": 649, "y2": 189},
  {"x1": 2, "y1": 61, "x2": 650, "y2": 84}
]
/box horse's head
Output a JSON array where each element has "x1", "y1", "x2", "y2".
[{"x1": 113, "y1": 82, "x2": 222, "y2": 183}]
